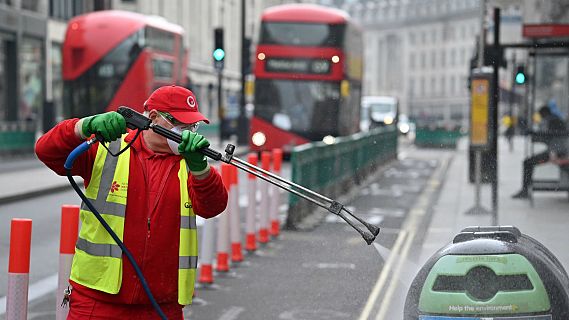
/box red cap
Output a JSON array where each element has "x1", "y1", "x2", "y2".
[{"x1": 144, "y1": 85, "x2": 210, "y2": 124}]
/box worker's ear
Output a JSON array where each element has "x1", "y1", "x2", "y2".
[{"x1": 147, "y1": 109, "x2": 159, "y2": 122}]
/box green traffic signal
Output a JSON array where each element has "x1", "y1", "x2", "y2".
[
  {"x1": 515, "y1": 72, "x2": 526, "y2": 84},
  {"x1": 213, "y1": 48, "x2": 225, "y2": 61}
]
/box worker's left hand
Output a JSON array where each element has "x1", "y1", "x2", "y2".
[{"x1": 178, "y1": 130, "x2": 210, "y2": 173}]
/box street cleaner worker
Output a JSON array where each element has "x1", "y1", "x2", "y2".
[{"x1": 35, "y1": 85, "x2": 228, "y2": 319}]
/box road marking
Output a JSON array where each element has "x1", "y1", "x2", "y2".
[
  {"x1": 375, "y1": 215, "x2": 418, "y2": 320},
  {"x1": 0, "y1": 273, "x2": 58, "y2": 315},
  {"x1": 359, "y1": 157, "x2": 449, "y2": 320},
  {"x1": 358, "y1": 230, "x2": 408, "y2": 320},
  {"x1": 218, "y1": 306, "x2": 245, "y2": 320}
]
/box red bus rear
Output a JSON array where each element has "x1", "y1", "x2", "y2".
[
  {"x1": 251, "y1": 4, "x2": 363, "y2": 153},
  {"x1": 62, "y1": 10, "x2": 187, "y2": 118}
]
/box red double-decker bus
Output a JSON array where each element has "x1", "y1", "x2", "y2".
[
  {"x1": 250, "y1": 4, "x2": 363, "y2": 152},
  {"x1": 62, "y1": 10, "x2": 187, "y2": 118}
]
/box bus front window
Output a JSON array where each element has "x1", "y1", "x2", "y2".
[
  {"x1": 254, "y1": 79, "x2": 340, "y2": 140},
  {"x1": 260, "y1": 22, "x2": 344, "y2": 47}
]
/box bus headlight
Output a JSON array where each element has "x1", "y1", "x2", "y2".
[
  {"x1": 252, "y1": 131, "x2": 266, "y2": 146},
  {"x1": 383, "y1": 116, "x2": 394, "y2": 125},
  {"x1": 322, "y1": 135, "x2": 336, "y2": 145}
]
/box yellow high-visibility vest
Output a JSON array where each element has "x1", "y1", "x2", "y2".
[{"x1": 70, "y1": 135, "x2": 198, "y2": 305}]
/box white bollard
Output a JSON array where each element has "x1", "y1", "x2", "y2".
[
  {"x1": 199, "y1": 215, "x2": 216, "y2": 284},
  {"x1": 7, "y1": 218, "x2": 32, "y2": 320},
  {"x1": 245, "y1": 153, "x2": 258, "y2": 252},
  {"x1": 229, "y1": 165, "x2": 243, "y2": 262},
  {"x1": 270, "y1": 149, "x2": 283, "y2": 237},
  {"x1": 258, "y1": 151, "x2": 271, "y2": 244},
  {"x1": 57, "y1": 205, "x2": 79, "y2": 320},
  {"x1": 216, "y1": 163, "x2": 231, "y2": 272}
]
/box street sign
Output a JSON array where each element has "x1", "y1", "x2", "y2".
[
  {"x1": 523, "y1": 24, "x2": 569, "y2": 38},
  {"x1": 469, "y1": 69, "x2": 494, "y2": 149}
]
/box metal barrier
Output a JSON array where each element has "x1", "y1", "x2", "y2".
[
  {"x1": 0, "y1": 121, "x2": 36, "y2": 155},
  {"x1": 414, "y1": 126, "x2": 463, "y2": 149},
  {"x1": 287, "y1": 127, "x2": 398, "y2": 228}
]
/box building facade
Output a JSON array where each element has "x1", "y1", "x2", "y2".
[{"x1": 342, "y1": 0, "x2": 481, "y2": 128}]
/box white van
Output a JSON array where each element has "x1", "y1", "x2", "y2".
[{"x1": 361, "y1": 96, "x2": 399, "y2": 130}]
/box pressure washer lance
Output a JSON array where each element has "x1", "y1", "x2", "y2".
[{"x1": 117, "y1": 106, "x2": 380, "y2": 245}]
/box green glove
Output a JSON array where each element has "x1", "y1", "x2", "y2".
[
  {"x1": 81, "y1": 111, "x2": 127, "y2": 142},
  {"x1": 178, "y1": 130, "x2": 210, "y2": 172}
]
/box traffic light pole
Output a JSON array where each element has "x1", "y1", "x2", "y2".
[
  {"x1": 237, "y1": 0, "x2": 249, "y2": 145},
  {"x1": 217, "y1": 71, "x2": 223, "y2": 143},
  {"x1": 490, "y1": 8, "x2": 500, "y2": 225}
]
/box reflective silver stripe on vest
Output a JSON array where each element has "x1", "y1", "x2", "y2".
[
  {"x1": 180, "y1": 216, "x2": 197, "y2": 229},
  {"x1": 76, "y1": 237, "x2": 122, "y2": 258},
  {"x1": 179, "y1": 256, "x2": 198, "y2": 269},
  {"x1": 81, "y1": 139, "x2": 126, "y2": 218}
]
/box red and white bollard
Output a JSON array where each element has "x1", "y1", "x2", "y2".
[
  {"x1": 198, "y1": 215, "x2": 216, "y2": 284},
  {"x1": 245, "y1": 153, "x2": 258, "y2": 252},
  {"x1": 258, "y1": 151, "x2": 271, "y2": 244},
  {"x1": 230, "y1": 165, "x2": 243, "y2": 262},
  {"x1": 216, "y1": 163, "x2": 232, "y2": 272},
  {"x1": 270, "y1": 149, "x2": 283, "y2": 237},
  {"x1": 6, "y1": 218, "x2": 32, "y2": 320},
  {"x1": 57, "y1": 205, "x2": 79, "y2": 320}
]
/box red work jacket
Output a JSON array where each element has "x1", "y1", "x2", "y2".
[{"x1": 35, "y1": 119, "x2": 227, "y2": 307}]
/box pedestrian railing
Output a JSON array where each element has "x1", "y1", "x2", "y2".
[
  {"x1": 0, "y1": 121, "x2": 36, "y2": 155},
  {"x1": 414, "y1": 126, "x2": 463, "y2": 149},
  {"x1": 287, "y1": 127, "x2": 398, "y2": 228}
]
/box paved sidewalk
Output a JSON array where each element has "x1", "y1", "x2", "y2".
[
  {"x1": 419, "y1": 135, "x2": 569, "y2": 269},
  {"x1": 0, "y1": 135, "x2": 248, "y2": 204}
]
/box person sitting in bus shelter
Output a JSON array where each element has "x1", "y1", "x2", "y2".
[
  {"x1": 512, "y1": 104, "x2": 568, "y2": 199},
  {"x1": 35, "y1": 85, "x2": 228, "y2": 319}
]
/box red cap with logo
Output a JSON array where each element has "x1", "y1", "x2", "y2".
[{"x1": 144, "y1": 85, "x2": 210, "y2": 124}]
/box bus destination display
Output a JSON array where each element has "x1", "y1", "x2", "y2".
[{"x1": 265, "y1": 58, "x2": 331, "y2": 75}]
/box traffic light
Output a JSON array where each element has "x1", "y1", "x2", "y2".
[
  {"x1": 213, "y1": 28, "x2": 225, "y2": 71},
  {"x1": 515, "y1": 65, "x2": 526, "y2": 85}
]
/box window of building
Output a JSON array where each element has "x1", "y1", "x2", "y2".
[
  {"x1": 410, "y1": 52, "x2": 415, "y2": 69},
  {"x1": 421, "y1": 52, "x2": 426, "y2": 69},
  {"x1": 440, "y1": 49, "x2": 446, "y2": 67},
  {"x1": 19, "y1": 37, "x2": 44, "y2": 122},
  {"x1": 21, "y1": 0, "x2": 39, "y2": 11},
  {"x1": 450, "y1": 75, "x2": 455, "y2": 94},
  {"x1": 409, "y1": 32, "x2": 415, "y2": 44},
  {"x1": 51, "y1": 43, "x2": 63, "y2": 122},
  {"x1": 441, "y1": 76, "x2": 445, "y2": 96},
  {"x1": 0, "y1": 0, "x2": 12, "y2": 6},
  {"x1": 409, "y1": 78, "x2": 415, "y2": 96},
  {"x1": 431, "y1": 50, "x2": 436, "y2": 68},
  {"x1": 450, "y1": 48, "x2": 456, "y2": 66},
  {"x1": 420, "y1": 77, "x2": 425, "y2": 96}
]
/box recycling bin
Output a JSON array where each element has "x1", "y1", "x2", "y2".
[{"x1": 404, "y1": 226, "x2": 569, "y2": 320}]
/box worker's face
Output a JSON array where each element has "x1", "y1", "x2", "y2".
[{"x1": 144, "y1": 109, "x2": 173, "y2": 152}]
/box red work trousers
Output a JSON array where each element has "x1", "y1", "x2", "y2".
[{"x1": 67, "y1": 288, "x2": 184, "y2": 320}]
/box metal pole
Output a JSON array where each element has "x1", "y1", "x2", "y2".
[
  {"x1": 237, "y1": 0, "x2": 249, "y2": 145},
  {"x1": 218, "y1": 71, "x2": 223, "y2": 144},
  {"x1": 474, "y1": 151, "x2": 482, "y2": 206},
  {"x1": 478, "y1": 0, "x2": 486, "y2": 68},
  {"x1": 490, "y1": 10, "x2": 499, "y2": 222}
]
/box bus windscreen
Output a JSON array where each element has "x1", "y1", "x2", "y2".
[
  {"x1": 260, "y1": 22, "x2": 344, "y2": 47},
  {"x1": 254, "y1": 79, "x2": 340, "y2": 140},
  {"x1": 64, "y1": 29, "x2": 144, "y2": 118}
]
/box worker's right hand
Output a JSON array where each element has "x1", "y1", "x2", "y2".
[{"x1": 81, "y1": 111, "x2": 127, "y2": 141}]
